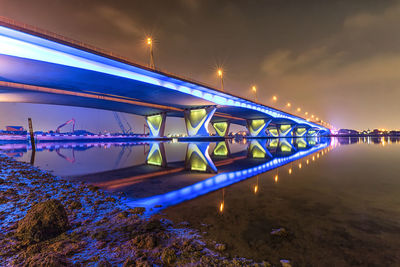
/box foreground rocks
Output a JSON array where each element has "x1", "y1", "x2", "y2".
[
  {"x1": 0, "y1": 154, "x2": 270, "y2": 266},
  {"x1": 16, "y1": 199, "x2": 69, "y2": 245}
]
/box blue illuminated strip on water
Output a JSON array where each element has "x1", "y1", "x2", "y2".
[
  {"x1": 0, "y1": 25, "x2": 327, "y2": 131},
  {"x1": 127, "y1": 142, "x2": 329, "y2": 214}
]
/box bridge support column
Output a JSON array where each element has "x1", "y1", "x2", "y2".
[
  {"x1": 307, "y1": 128, "x2": 317, "y2": 136},
  {"x1": 212, "y1": 141, "x2": 231, "y2": 157},
  {"x1": 146, "y1": 113, "x2": 166, "y2": 137},
  {"x1": 211, "y1": 121, "x2": 230, "y2": 137},
  {"x1": 248, "y1": 140, "x2": 272, "y2": 159},
  {"x1": 246, "y1": 119, "x2": 271, "y2": 137},
  {"x1": 294, "y1": 126, "x2": 308, "y2": 137},
  {"x1": 266, "y1": 126, "x2": 279, "y2": 137},
  {"x1": 278, "y1": 124, "x2": 294, "y2": 137},
  {"x1": 279, "y1": 138, "x2": 296, "y2": 152},
  {"x1": 146, "y1": 143, "x2": 167, "y2": 167},
  {"x1": 184, "y1": 107, "x2": 216, "y2": 137},
  {"x1": 185, "y1": 143, "x2": 217, "y2": 173}
]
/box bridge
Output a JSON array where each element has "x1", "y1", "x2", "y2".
[{"x1": 0, "y1": 17, "x2": 330, "y2": 138}]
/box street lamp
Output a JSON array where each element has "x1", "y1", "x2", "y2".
[
  {"x1": 146, "y1": 37, "x2": 155, "y2": 69},
  {"x1": 286, "y1": 102, "x2": 291, "y2": 108},
  {"x1": 297, "y1": 107, "x2": 301, "y2": 113},
  {"x1": 217, "y1": 69, "x2": 224, "y2": 91},
  {"x1": 252, "y1": 85, "x2": 258, "y2": 101},
  {"x1": 272, "y1": 95, "x2": 277, "y2": 102}
]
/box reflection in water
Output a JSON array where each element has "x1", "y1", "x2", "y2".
[
  {"x1": 2, "y1": 137, "x2": 398, "y2": 213},
  {"x1": 3, "y1": 137, "x2": 400, "y2": 264},
  {"x1": 129, "y1": 137, "x2": 330, "y2": 213},
  {"x1": 161, "y1": 136, "x2": 400, "y2": 265},
  {"x1": 1, "y1": 137, "x2": 331, "y2": 211}
]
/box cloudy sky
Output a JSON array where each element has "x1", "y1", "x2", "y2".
[{"x1": 1, "y1": 0, "x2": 399, "y2": 131}]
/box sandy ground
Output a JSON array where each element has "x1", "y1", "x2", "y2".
[{"x1": 0, "y1": 154, "x2": 275, "y2": 266}]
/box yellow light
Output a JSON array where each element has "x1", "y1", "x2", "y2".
[
  {"x1": 217, "y1": 69, "x2": 223, "y2": 77},
  {"x1": 272, "y1": 95, "x2": 277, "y2": 101},
  {"x1": 312, "y1": 156, "x2": 315, "y2": 161},
  {"x1": 306, "y1": 159, "x2": 309, "y2": 165},
  {"x1": 316, "y1": 117, "x2": 319, "y2": 121},
  {"x1": 146, "y1": 37, "x2": 152, "y2": 45},
  {"x1": 317, "y1": 153, "x2": 320, "y2": 158},
  {"x1": 297, "y1": 108, "x2": 301, "y2": 112},
  {"x1": 298, "y1": 163, "x2": 302, "y2": 169},
  {"x1": 274, "y1": 174, "x2": 279, "y2": 183},
  {"x1": 254, "y1": 185, "x2": 258, "y2": 193},
  {"x1": 219, "y1": 202, "x2": 224, "y2": 212},
  {"x1": 305, "y1": 112, "x2": 308, "y2": 116},
  {"x1": 288, "y1": 168, "x2": 292, "y2": 174},
  {"x1": 311, "y1": 114, "x2": 315, "y2": 118},
  {"x1": 287, "y1": 102, "x2": 291, "y2": 108}
]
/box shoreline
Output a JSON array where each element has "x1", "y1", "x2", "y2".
[{"x1": 0, "y1": 154, "x2": 273, "y2": 266}]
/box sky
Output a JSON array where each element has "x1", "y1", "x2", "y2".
[{"x1": 1, "y1": 0, "x2": 400, "y2": 132}]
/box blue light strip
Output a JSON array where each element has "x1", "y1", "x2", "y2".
[
  {"x1": 0, "y1": 25, "x2": 328, "y2": 131},
  {"x1": 126, "y1": 140, "x2": 329, "y2": 214}
]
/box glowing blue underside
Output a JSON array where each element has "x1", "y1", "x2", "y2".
[
  {"x1": 0, "y1": 25, "x2": 327, "y2": 131},
  {"x1": 128, "y1": 141, "x2": 329, "y2": 214}
]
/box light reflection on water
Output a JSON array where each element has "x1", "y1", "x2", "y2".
[{"x1": 2, "y1": 136, "x2": 400, "y2": 264}]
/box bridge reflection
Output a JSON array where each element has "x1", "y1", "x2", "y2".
[
  {"x1": 125, "y1": 137, "x2": 331, "y2": 213},
  {"x1": 0, "y1": 137, "x2": 340, "y2": 213}
]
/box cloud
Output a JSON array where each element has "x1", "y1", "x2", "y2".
[{"x1": 258, "y1": 2, "x2": 400, "y2": 128}]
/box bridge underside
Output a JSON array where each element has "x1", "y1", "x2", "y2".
[{"x1": 0, "y1": 21, "x2": 329, "y2": 137}]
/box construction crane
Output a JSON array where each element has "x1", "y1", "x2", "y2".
[
  {"x1": 55, "y1": 118, "x2": 75, "y2": 133},
  {"x1": 113, "y1": 112, "x2": 133, "y2": 134}
]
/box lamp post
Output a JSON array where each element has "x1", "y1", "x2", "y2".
[
  {"x1": 217, "y1": 69, "x2": 224, "y2": 91},
  {"x1": 252, "y1": 85, "x2": 258, "y2": 101},
  {"x1": 147, "y1": 37, "x2": 155, "y2": 69}
]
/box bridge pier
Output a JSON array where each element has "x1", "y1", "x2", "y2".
[
  {"x1": 211, "y1": 121, "x2": 230, "y2": 137},
  {"x1": 248, "y1": 139, "x2": 272, "y2": 159},
  {"x1": 307, "y1": 128, "x2": 318, "y2": 136},
  {"x1": 146, "y1": 143, "x2": 167, "y2": 167},
  {"x1": 294, "y1": 126, "x2": 308, "y2": 137},
  {"x1": 246, "y1": 119, "x2": 271, "y2": 137},
  {"x1": 278, "y1": 124, "x2": 294, "y2": 137},
  {"x1": 184, "y1": 107, "x2": 216, "y2": 137},
  {"x1": 212, "y1": 141, "x2": 231, "y2": 157},
  {"x1": 266, "y1": 126, "x2": 279, "y2": 137},
  {"x1": 185, "y1": 143, "x2": 217, "y2": 173},
  {"x1": 146, "y1": 113, "x2": 166, "y2": 138}
]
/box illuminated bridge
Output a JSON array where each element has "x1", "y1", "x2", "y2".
[{"x1": 0, "y1": 17, "x2": 329, "y2": 138}]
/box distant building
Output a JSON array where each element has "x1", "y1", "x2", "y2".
[
  {"x1": 6, "y1": 126, "x2": 24, "y2": 132},
  {"x1": 337, "y1": 129, "x2": 359, "y2": 136}
]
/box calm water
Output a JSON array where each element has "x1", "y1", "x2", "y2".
[{"x1": 2, "y1": 137, "x2": 400, "y2": 266}]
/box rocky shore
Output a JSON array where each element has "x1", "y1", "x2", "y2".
[{"x1": 0, "y1": 154, "x2": 271, "y2": 266}]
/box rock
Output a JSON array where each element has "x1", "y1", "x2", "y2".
[
  {"x1": 123, "y1": 258, "x2": 136, "y2": 267},
  {"x1": 143, "y1": 218, "x2": 162, "y2": 232},
  {"x1": 215, "y1": 243, "x2": 227, "y2": 252},
  {"x1": 68, "y1": 200, "x2": 82, "y2": 210},
  {"x1": 270, "y1": 228, "x2": 287, "y2": 236},
  {"x1": 25, "y1": 252, "x2": 70, "y2": 266},
  {"x1": 97, "y1": 259, "x2": 112, "y2": 267},
  {"x1": 129, "y1": 207, "x2": 145, "y2": 215},
  {"x1": 280, "y1": 259, "x2": 292, "y2": 267},
  {"x1": 16, "y1": 199, "x2": 69, "y2": 244},
  {"x1": 132, "y1": 234, "x2": 157, "y2": 249},
  {"x1": 161, "y1": 247, "x2": 176, "y2": 265},
  {"x1": 118, "y1": 211, "x2": 129, "y2": 219},
  {"x1": 96, "y1": 240, "x2": 107, "y2": 249}
]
